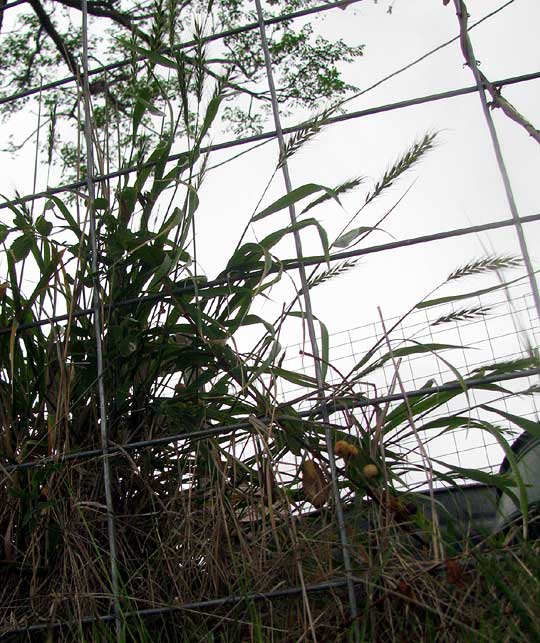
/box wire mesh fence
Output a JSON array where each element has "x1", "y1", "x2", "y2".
[
  {"x1": 280, "y1": 279, "x2": 540, "y2": 487},
  {"x1": 0, "y1": 0, "x2": 539, "y2": 639}
]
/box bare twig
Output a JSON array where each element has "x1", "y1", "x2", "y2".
[{"x1": 454, "y1": 1, "x2": 540, "y2": 146}]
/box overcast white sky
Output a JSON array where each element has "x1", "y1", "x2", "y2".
[{"x1": 196, "y1": 0, "x2": 540, "y2": 338}]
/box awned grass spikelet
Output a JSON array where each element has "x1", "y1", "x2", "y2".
[
  {"x1": 362, "y1": 131, "x2": 437, "y2": 205},
  {"x1": 307, "y1": 258, "x2": 361, "y2": 289},
  {"x1": 431, "y1": 305, "x2": 492, "y2": 326},
  {"x1": 447, "y1": 255, "x2": 523, "y2": 281},
  {"x1": 278, "y1": 106, "x2": 336, "y2": 168},
  {"x1": 301, "y1": 176, "x2": 365, "y2": 215}
]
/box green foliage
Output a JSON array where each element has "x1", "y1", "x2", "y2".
[{"x1": 0, "y1": 0, "x2": 364, "y2": 176}]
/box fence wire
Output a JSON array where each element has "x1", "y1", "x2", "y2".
[
  {"x1": 0, "y1": 0, "x2": 365, "y2": 108},
  {"x1": 80, "y1": 0, "x2": 121, "y2": 631},
  {"x1": 452, "y1": 0, "x2": 540, "y2": 320},
  {"x1": 1, "y1": 367, "x2": 538, "y2": 475},
  {"x1": 1, "y1": 211, "x2": 539, "y2": 338},
  {"x1": 2, "y1": 70, "x2": 539, "y2": 213}
]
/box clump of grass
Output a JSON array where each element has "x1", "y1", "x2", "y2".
[{"x1": 1, "y1": 11, "x2": 537, "y2": 641}]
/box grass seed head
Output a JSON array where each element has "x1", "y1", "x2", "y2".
[
  {"x1": 334, "y1": 440, "x2": 359, "y2": 460},
  {"x1": 363, "y1": 463, "x2": 379, "y2": 479},
  {"x1": 302, "y1": 459, "x2": 330, "y2": 509}
]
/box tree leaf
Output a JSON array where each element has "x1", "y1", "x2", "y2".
[
  {"x1": 35, "y1": 215, "x2": 53, "y2": 236},
  {"x1": 10, "y1": 234, "x2": 33, "y2": 262}
]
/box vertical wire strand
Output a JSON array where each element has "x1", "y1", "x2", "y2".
[
  {"x1": 453, "y1": 0, "x2": 540, "y2": 321},
  {"x1": 253, "y1": 0, "x2": 359, "y2": 636},
  {"x1": 80, "y1": 1, "x2": 121, "y2": 638},
  {"x1": 30, "y1": 79, "x2": 43, "y2": 219}
]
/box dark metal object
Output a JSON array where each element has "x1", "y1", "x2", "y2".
[
  {"x1": 416, "y1": 484, "x2": 498, "y2": 542},
  {"x1": 0, "y1": 578, "x2": 354, "y2": 638},
  {"x1": 336, "y1": 484, "x2": 499, "y2": 545},
  {"x1": 496, "y1": 431, "x2": 540, "y2": 535}
]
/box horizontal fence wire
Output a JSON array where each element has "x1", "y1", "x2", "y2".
[
  {"x1": 348, "y1": 0, "x2": 514, "y2": 108},
  {"x1": 0, "y1": 0, "x2": 365, "y2": 109},
  {"x1": 0, "y1": 578, "x2": 353, "y2": 637},
  {"x1": 2, "y1": 367, "x2": 538, "y2": 474},
  {"x1": 2, "y1": 211, "x2": 539, "y2": 337},
  {"x1": 0, "y1": 542, "x2": 531, "y2": 637},
  {"x1": 279, "y1": 276, "x2": 540, "y2": 484},
  {"x1": 0, "y1": 0, "x2": 514, "y2": 114},
  {"x1": 2, "y1": 70, "x2": 539, "y2": 214}
]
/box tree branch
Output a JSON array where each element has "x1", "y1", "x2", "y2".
[
  {"x1": 15, "y1": 25, "x2": 45, "y2": 87},
  {"x1": 0, "y1": 0, "x2": 6, "y2": 36},
  {"x1": 57, "y1": 0, "x2": 153, "y2": 45},
  {"x1": 28, "y1": 0, "x2": 79, "y2": 76},
  {"x1": 455, "y1": 0, "x2": 540, "y2": 146}
]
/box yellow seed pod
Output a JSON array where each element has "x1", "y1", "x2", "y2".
[
  {"x1": 334, "y1": 440, "x2": 359, "y2": 460},
  {"x1": 362, "y1": 463, "x2": 379, "y2": 479},
  {"x1": 302, "y1": 459, "x2": 329, "y2": 509}
]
